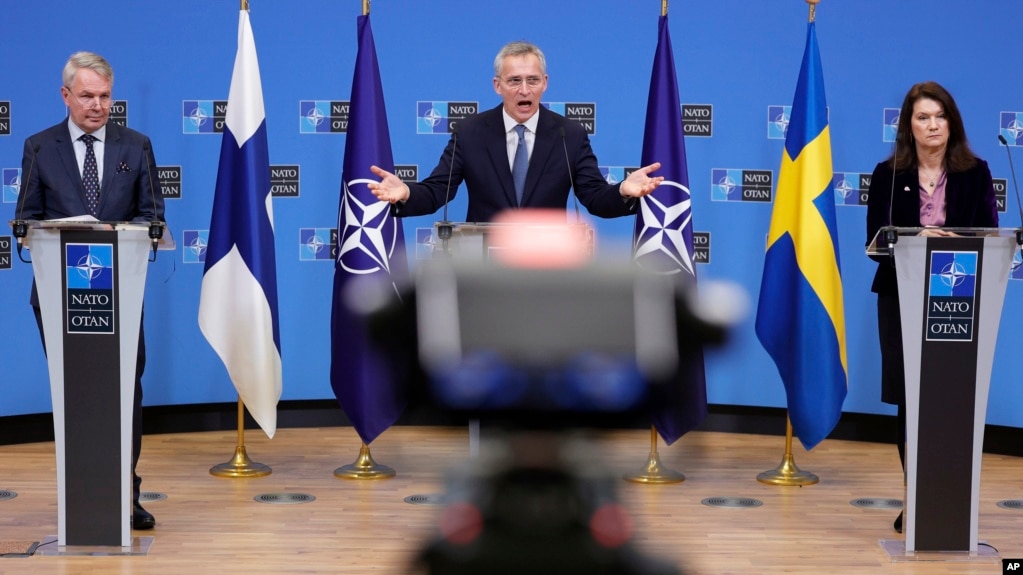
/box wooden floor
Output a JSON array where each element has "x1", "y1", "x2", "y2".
[{"x1": 0, "y1": 426, "x2": 1020, "y2": 574}]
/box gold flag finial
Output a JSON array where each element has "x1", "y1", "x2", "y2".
[
  {"x1": 241, "y1": 0, "x2": 248, "y2": 11},
  {"x1": 363, "y1": 0, "x2": 370, "y2": 16},
  {"x1": 662, "y1": 0, "x2": 668, "y2": 17},
  {"x1": 807, "y1": 0, "x2": 820, "y2": 23}
]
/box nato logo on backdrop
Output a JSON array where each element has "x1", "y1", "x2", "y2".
[
  {"x1": 298, "y1": 228, "x2": 335, "y2": 262},
  {"x1": 883, "y1": 108, "x2": 900, "y2": 143},
  {"x1": 108, "y1": 100, "x2": 128, "y2": 127},
  {"x1": 181, "y1": 230, "x2": 208, "y2": 264},
  {"x1": 0, "y1": 101, "x2": 10, "y2": 135},
  {"x1": 394, "y1": 165, "x2": 418, "y2": 184},
  {"x1": 300, "y1": 101, "x2": 349, "y2": 133},
  {"x1": 1000, "y1": 112, "x2": 1023, "y2": 146},
  {"x1": 158, "y1": 166, "x2": 181, "y2": 200},
  {"x1": 711, "y1": 168, "x2": 773, "y2": 202},
  {"x1": 2, "y1": 168, "x2": 19, "y2": 203},
  {"x1": 183, "y1": 101, "x2": 227, "y2": 134},
  {"x1": 682, "y1": 104, "x2": 713, "y2": 137},
  {"x1": 544, "y1": 102, "x2": 596, "y2": 135},
  {"x1": 1011, "y1": 249, "x2": 1023, "y2": 281},
  {"x1": 767, "y1": 105, "x2": 790, "y2": 140},
  {"x1": 833, "y1": 172, "x2": 870, "y2": 207},
  {"x1": 600, "y1": 166, "x2": 639, "y2": 186},
  {"x1": 270, "y1": 165, "x2": 300, "y2": 198},
  {"x1": 993, "y1": 178, "x2": 1007, "y2": 213},
  {"x1": 415, "y1": 227, "x2": 436, "y2": 260},
  {"x1": 0, "y1": 236, "x2": 11, "y2": 270},
  {"x1": 417, "y1": 102, "x2": 478, "y2": 134}
]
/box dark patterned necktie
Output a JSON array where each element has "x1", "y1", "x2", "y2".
[
  {"x1": 512, "y1": 124, "x2": 528, "y2": 205},
  {"x1": 80, "y1": 134, "x2": 100, "y2": 216}
]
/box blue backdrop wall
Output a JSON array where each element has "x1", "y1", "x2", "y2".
[{"x1": 2, "y1": 1, "x2": 1021, "y2": 430}]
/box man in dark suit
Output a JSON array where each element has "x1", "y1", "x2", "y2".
[
  {"x1": 19, "y1": 51, "x2": 164, "y2": 530},
  {"x1": 369, "y1": 41, "x2": 663, "y2": 221}
]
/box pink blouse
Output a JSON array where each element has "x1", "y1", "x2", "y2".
[{"x1": 919, "y1": 172, "x2": 947, "y2": 227}]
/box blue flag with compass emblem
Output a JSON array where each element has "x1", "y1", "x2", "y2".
[
  {"x1": 633, "y1": 14, "x2": 707, "y2": 445},
  {"x1": 330, "y1": 14, "x2": 409, "y2": 444}
]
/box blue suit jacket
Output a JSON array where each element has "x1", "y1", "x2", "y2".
[
  {"x1": 395, "y1": 104, "x2": 636, "y2": 223},
  {"x1": 20, "y1": 120, "x2": 165, "y2": 304}
]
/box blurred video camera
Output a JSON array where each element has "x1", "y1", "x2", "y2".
[
  {"x1": 348, "y1": 226, "x2": 740, "y2": 575},
  {"x1": 357, "y1": 257, "x2": 731, "y2": 431}
]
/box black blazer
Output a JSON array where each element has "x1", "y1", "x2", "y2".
[
  {"x1": 864, "y1": 159, "x2": 999, "y2": 295},
  {"x1": 394, "y1": 104, "x2": 635, "y2": 223}
]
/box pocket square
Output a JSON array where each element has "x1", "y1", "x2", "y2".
[{"x1": 116, "y1": 162, "x2": 132, "y2": 174}]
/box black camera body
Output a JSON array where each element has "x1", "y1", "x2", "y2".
[{"x1": 355, "y1": 258, "x2": 728, "y2": 575}]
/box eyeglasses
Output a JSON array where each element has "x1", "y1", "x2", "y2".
[
  {"x1": 500, "y1": 76, "x2": 544, "y2": 89},
  {"x1": 65, "y1": 89, "x2": 113, "y2": 109}
]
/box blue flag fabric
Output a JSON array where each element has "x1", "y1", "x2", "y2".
[
  {"x1": 755, "y1": 22, "x2": 847, "y2": 451},
  {"x1": 633, "y1": 15, "x2": 707, "y2": 445},
  {"x1": 198, "y1": 9, "x2": 281, "y2": 438},
  {"x1": 330, "y1": 15, "x2": 409, "y2": 445}
]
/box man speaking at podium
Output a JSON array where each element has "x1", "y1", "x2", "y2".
[
  {"x1": 18, "y1": 51, "x2": 164, "y2": 530},
  {"x1": 369, "y1": 41, "x2": 663, "y2": 221}
]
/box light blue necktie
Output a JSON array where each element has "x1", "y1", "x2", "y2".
[{"x1": 512, "y1": 124, "x2": 528, "y2": 205}]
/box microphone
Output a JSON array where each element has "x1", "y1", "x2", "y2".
[
  {"x1": 559, "y1": 126, "x2": 581, "y2": 222},
  {"x1": 142, "y1": 141, "x2": 164, "y2": 261},
  {"x1": 437, "y1": 124, "x2": 459, "y2": 244},
  {"x1": 12, "y1": 141, "x2": 41, "y2": 263},
  {"x1": 997, "y1": 134, "x2": 1023, "y2": 249},
  {"x1": 884, "y1": 131, "x2": 900, "y2": 267}
]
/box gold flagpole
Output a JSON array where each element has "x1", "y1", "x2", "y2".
[
  {"x1": 757, "y1": 0, "x2": 825, "y2": 489},
  {"x1": 757, "y1": 416, "x2": 818, "y2": 485},
  {"x1": 210, "y1": 398, "x2": 272, "y2": 477},
  {"x1": 209, "y1": 0, "x2": 270, "y2": 479},
  {"x1": 334, "y1": 0, "x2": 396, "y2": 481},
  {"x1": 624, "y1": 425, "x2": 684, "y2": 484},
  {"x1": 623, "y1": 0, "x2": 685, "y2": 486}
]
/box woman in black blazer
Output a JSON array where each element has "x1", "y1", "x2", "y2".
[{"x1": 865, "y1": 81, "x2": 999, "y2": 534}]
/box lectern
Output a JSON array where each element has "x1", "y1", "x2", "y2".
[
  {"x1": 24, "y1": 220, "x2": 157, "y2": 548},
  {"x1": 868, "y1": 226, "x2": 1020, "y2": 557}
]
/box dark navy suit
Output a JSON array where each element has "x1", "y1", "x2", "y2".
[
  {"x1": 395, "y1": 104, "x2": 636, "y2": 222},
  {"x1": 20, "y1": 119, "x2": 164, "y2": 502}
]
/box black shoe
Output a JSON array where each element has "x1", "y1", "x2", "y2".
[
  {"x1": 132, "y1": 503, "x2": 155, "y2": 530},
  {"x1": 893, "y1": 511, "x2": 903, "y2": 534}
]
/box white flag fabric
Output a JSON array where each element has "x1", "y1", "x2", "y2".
[{"x1": 198, "y1": 10, "x2": 282, "y2": 438}]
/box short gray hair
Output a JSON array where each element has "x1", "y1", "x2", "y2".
[
  {"x1": 493, "y1": 41, "x2": 546, "y2": 77},
  {"x1": 63, "y1": 51, "x2": 114, "y2": 89}
]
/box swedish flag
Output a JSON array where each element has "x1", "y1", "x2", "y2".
[{"x1": 755, "y1": 21, "x2": 847, "y2": 451}]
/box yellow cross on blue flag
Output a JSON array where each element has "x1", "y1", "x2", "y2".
[{"x1": 754, "y1": 21, "x2": 847, "y2": 451}]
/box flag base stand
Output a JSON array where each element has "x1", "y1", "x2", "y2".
[
  {"x1": 210, "y1": 445, "x2": 272, "y2": 478},
  {"x1": 756, "y1": 419, "x2": 817, "y2": 486},
  {"x1": 623, "y1": 426, "x2": 684, "y2": 484},
  {"x1": 334, "y1": 443, "x2": 395, "y2": 480},
  {"x1": 210, "y1": 400, "x2": 271, "y2": 478},
  {"x1": 756, "y1": 452, "x2": 818, "y2": 486}
]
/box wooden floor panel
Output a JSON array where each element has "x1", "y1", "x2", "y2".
[{"x1": 0, "y1": 426, "x2": 1020, "y2": 574}]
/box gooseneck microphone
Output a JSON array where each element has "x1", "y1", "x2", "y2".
[
  {"x1": 142, "y1": 141, "x2": 164, "y2": 261},
  {"x1": 12, "y1": 141, "x2": 41, "y2": 263},
  {"x1": 437, "y1": 124, "x2": 459, "y2": 246},
  {"x1": 997, "y1": 134, "x2": 1023, "y2": 250},
  {"x1": 884, "y1": 134, "x2": 899, "y2": 267},
  {"x1": 559, "y1": 126, "x2": 581, "y2": 222}
]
